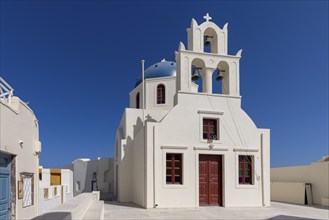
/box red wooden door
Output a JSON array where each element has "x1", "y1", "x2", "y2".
[
  {"x1": 199, "y1": 155, "x2": 222, "y2": 206},
  {"x1": 199, "y1": 155, "x2": 208, "y2": 205}
]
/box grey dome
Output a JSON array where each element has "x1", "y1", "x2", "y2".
[{"x1": 135, "y1": 60, "x2": 176, "y2": 87}]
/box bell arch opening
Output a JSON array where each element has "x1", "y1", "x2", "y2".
[
  {"x1": 216, "y1": 61, "x2": 230, "y2": 95},
  {"x1": 203, "y1": 28, "x2": 218, "y2": 54},
  {"x1": 191, "y1": 58, "x2": 206, "y2": 93}
]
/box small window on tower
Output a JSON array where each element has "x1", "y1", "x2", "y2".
[{"x1": 157, "y1": 84, "x2": 165, "y2": 104}]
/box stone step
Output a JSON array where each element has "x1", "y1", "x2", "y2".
[{"x1": 82, "y1": 200, "x2": 104, "y2": 220}]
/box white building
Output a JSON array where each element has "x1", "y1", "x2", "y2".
[
  {"x1": 114, "y1": 14, "x2": 271, "y2": 208},
  {"x1": 0, "y1": 77, "x2": 42, "y2": 219},
  {"x1": 38, "y1": 168, "x2": 73, "y2": 214},
  {"x1": 271, "y1": 155, "x2": 329, "y2": 206},
  {"x1": 63, "y1": 157, "x2": 114, "y2": 200}
]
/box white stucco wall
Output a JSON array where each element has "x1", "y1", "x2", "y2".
[
  {"x1": 150, "y1": 92, "x2": 269, "y2": 208},
  {"x1": 61, "y1": 169, "x2": 74, "y2": 202},
  {"x1": 39, "y1": 169, "x2": 50, "y2": 188},
  {"x1": 115, "y1": 108, "x2": 169, "y2": 204},
  {"x1": 271, "y1": 182, "x2": 306, "y2": 205},
  {"x1": 0, "y1": 97, "x2": 40, "y2": 219},
  {"x1": 130, "y1": 77, "x2": 176, "y2": 111},
  {"x1": 132, "y1": 128, "x2": 145, "y2": 206},
  {"x1": 96, "y1": 157, "x2": 114, "y2": 199},
  {"x1": 38, "y1": 185, "x2": 61, "y2": 215},
  {"x1": 116, "y1": 92, "x2": 270, "y2": 208},
  {"x1": 38, "y1": 168, "x2": 73, "y2": 215},
  {"x1": 271, "y1": 161, "x2": 329, "y2": 206},
  {"x1": 63, "y1": 157, "x2": 113, "y2": 198}
]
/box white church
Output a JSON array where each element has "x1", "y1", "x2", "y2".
[{"x1": 114, "y1": 14, "x2": 270, "y2": 208}]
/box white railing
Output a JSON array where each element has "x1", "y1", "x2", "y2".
[{"x1": 0, "y1": 77, "x2": 14, "y2": 105}]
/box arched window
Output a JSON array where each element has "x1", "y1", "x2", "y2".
[
  {"x1": 157, "y1": 84, "x2": 165, "y2": 104},
  {"x1": 136, "y1": 92, "x2": 140, "y2": 109}
]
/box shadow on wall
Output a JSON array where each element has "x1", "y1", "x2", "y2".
[
  {"x1": 133, "y1": 115, "x2": 157, "y2": 138},
  {"x1": 64, "y1": 158, "x2": 114, "y2": 198},
  {"x1": 133, "y1": 117, "x2": 143, "y2": 137},
  {"x1": 117, "y1": 135, "x2": 133, "y2": 201},
  {"x1": 83, "y1": 160, "x2": 97, "y2": 193},
  {"x1": 145, "y1": 114, "x2": 157, "y2": 123},
  {"x1": 31, "y1": 212, "x2": 71, "y2": 220},
  {"x1": 116, "y1": 115, "x2": 149, "y2": 202},
  {"x1": 266, "y1": 215, "x2": 322, "y2": 220}
]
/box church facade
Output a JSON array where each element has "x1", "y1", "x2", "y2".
[{"x1": 114, "y1": 14, "x2": 270, "y2": 208}]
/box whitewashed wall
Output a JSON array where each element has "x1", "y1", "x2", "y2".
[
  {"x1": 271, "y1": 160, "x2": 329, "y2": 206},
  {"x1": 63, "y1": 158, "x2": 113, "y2": 198},
  {"x1": 115, "y1": 91, "x2": 270, "y2": 208},
  {"x1": 38, "y1": 169, "x2": 73, "y2": 214},
  {"x1": 0, "y1": 97, "x2": 40, "y2": 219}
]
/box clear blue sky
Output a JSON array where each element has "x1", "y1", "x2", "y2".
[{"x1": 1, "y1": 1, "x2": 328, "y2": 168}]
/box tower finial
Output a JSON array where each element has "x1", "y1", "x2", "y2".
[{"x1": 203, "y1": 13, "x2": 212, "y2": 22}]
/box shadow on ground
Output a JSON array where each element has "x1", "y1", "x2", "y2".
[
  {"x1": 267, "y1": 215, "x2": 322, "y2": 220},
  {"x1": 32, "y1": 212, "x2": 71, "y2": 220},
  {"x1": 104, "y1": 201, "x2": 144, "y2": 209}
]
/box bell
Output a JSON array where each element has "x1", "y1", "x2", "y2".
[
  {"x1": 216, "y1": 69, "x2": 224, "y2": 81},
  {"x1": 191, "y1": 66, "x2": 200, "y2": 81},
  {"x1": 204, "y1": 35, "x2": 213, "y2": 47}
]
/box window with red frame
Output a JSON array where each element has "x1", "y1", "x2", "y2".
[
  {"x1": 203, "y1": 119, "x2": 218, "y2": 140},
  {"x1": 157, "y1": 84, "x2": 165, "y2": 104},
  {"x1": 166, "y1": 153, "x2": 182, "y2": 184},
  {"x1": 239, "y1": 155, "x2": 253, "y2": 184}
]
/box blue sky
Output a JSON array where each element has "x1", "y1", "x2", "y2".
[{"x1": 1, "y1": 1, "x2": 328, "y2": 168}]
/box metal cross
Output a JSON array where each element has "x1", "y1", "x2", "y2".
[{"x1": 203, "y1": 13, "x2": 212, "y2": 22}]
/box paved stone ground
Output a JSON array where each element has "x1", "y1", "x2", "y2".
[{"x1": 104, "y1": 201, "x2": 329, "y2": 220}]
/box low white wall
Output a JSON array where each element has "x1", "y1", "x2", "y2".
[
  {"x1": 271, "y1": 182, "x2": 305, "y2": 205},
  {"x1": 38, "y1": 185, "x2": 73, "y2": 215},
  {"x1": 61, "y1": 169, "x2": 74, "y2": 201},
  {"x1": 271, "y1": 161, "x2": 329, "y2": 206},
  {"x1": 38, "y1": 186, "x2": 61, "y2": 214},
  {"x1": 33, "y1": 193, "x2": 100, "y2": 220},
  {"x1": 38, "y1": 169, "x2": 73, "y2": 214}
]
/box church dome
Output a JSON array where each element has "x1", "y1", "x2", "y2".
[{"x1": 135, "y1": 60, "x2": 176, "y2": 87}]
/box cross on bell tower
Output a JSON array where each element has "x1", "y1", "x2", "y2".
[{"x1": 203, "y1": 13, "x2": 212, "y2": 22}]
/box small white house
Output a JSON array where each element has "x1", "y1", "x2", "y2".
[
  {"x1": 0, "y1": 77, "x2": 42, "y2": 219},
  {"x1": 114, "y1": 14, "x2": 270, "y2": 208},
  {"x1": 63, "y1": 157, "x2": 114, "y2": 199},
  {"x1": 38, "y1": 168, "x2": 73, "y2": 214}
]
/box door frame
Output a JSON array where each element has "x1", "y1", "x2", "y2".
[
  {"x1": 197, "y1": 153, "x2": 224, "y2": 207},
  {"x1": 0, "y1": 152, "x2": 12, "y2": 219}
]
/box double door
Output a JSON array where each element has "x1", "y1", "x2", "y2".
[{"x1": 199, "y1": 155, "x2": 222, "y2": 206}]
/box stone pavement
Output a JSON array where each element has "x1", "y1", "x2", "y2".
[{"x1": 104, "y1": 201, "x2": 329, "y2": 220}]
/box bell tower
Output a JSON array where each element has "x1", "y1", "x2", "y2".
[{"x1": 175, "y1": 13, "x2": 242, "y2": 96}]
